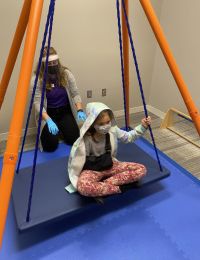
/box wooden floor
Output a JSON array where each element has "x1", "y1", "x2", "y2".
[
  {"x1": 1, "y1": 111, "x2": 200, "y2": 178},
  {"x1": 122, "y1": 112, "x2": 200, "y2": 178}
]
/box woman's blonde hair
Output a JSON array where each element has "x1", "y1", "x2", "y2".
[{"x1": 34, "y1": 46, "x2": 68, "y2": 90}]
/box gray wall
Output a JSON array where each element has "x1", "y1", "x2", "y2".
[
  {"x1": 0, "y1": 0, "x2": 163, "y2": 135},
  {"x1": 150, "y1": 0, "x2": 200, "y2": 114}
]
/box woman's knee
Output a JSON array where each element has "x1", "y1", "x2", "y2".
[
  {"x1": 41, "y1": 125, "x2": 59, "y2": 152},
  {"x1": 42, "y1": 141, "x2": 59, "y2": 152},
  {"x1": 63, "y1": 128, "x2": 79, "y2": 145},
  {"x1": 41, "y1": 134, "x2": 59, "y2": 152}
]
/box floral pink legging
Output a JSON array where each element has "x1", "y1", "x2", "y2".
[{"x1": 77, "y1": 161, "x2": 146, "y2": 197}]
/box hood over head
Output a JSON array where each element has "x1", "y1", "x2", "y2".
[{"x1": 80, "y1": 102, "x2": 116, "y2": 137}]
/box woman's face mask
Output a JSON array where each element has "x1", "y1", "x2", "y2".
[
  {"x1": 48, "y1": 65, "x2": 59, "y2": 75},
  {"x1": 94, "y1": 122, "x2": 112, "y2": 135},
  {"x1": 47, "y1": 65, "x2": 59, "y2": 83}
]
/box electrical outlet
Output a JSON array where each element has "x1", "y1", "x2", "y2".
[
  {"x1": 102, "y1": 88, "x2": 106, "y2": 97},
  {"x1": 87, "y1": 90, "x2": 92, "y2": 98}
]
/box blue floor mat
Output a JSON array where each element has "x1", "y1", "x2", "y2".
[{"x1": 0, "y1": 138, "x2": 200, "y2": 260}]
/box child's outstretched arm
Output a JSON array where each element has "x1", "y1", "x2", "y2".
[{"x1": 114, "y1": 116, "x2": 151, "y2": 143}]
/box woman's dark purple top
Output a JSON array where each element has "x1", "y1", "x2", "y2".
[{"x1": 46, "y1": 84, "x2": 69, "y2": 108}]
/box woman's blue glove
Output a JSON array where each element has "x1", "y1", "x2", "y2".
[
  {"x1": 46, "y1": 118, "x2": 59, "y2": 135},
  {"x1": 77, "y1": 110, "x2": 87, "y2": 122}
]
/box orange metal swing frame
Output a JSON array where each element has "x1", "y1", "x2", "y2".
[{"x1": 0, "y1": 0, "x2": 200, "y2": 248}]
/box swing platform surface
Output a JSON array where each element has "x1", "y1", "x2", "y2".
[{"x1": 12, "y1": 140, "x2": 170, "y2": 232}]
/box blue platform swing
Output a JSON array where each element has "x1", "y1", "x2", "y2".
[{"x1": 12, "y1": 0, "x2": 170, "y2": 232}]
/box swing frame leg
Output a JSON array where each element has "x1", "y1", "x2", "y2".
[
  {"x1": 0, "y1": 0, "x2": 44, "y2": 248},
  {"x1": 0, "y1": 0, "x2": 32, "y2": 109},
  {"x1": 140, "y1": 0, "x2": 200, "y2": 136},
  {"x1": 121, "y1": 0, "x2": 130, "y2": 127}
]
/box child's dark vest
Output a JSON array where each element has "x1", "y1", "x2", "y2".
[{"x1": 83, "y1": 133, "x2": 113, "y2": 171}]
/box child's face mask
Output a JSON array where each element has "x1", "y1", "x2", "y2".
[{"x1": 94, "y1": 122, "x2": 112, "y2": 135}]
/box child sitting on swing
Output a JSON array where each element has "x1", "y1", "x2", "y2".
[{"x1": 66, "y1": 102, "x2": 151, "y2": 197}]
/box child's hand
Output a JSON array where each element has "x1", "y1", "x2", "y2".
[{"x1": 141, "y1": 116, "x2": 151, "y2": 129}]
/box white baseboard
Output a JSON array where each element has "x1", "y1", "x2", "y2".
[
  {"x1": 147, "y1": 105, "x2": 165, "y2": 119},
  {"x1": 114, "y1": 106, "x2": 144, "y2": 118},
  {"x1": 0, "y1": 127, "x2": 37, "y2": 142},
  {"x1": 0, "y1": 105, "x2": 165, "y2": 141},
  {"x1": 114, "y1": 105, "x2": 165, "y2": 119}
]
